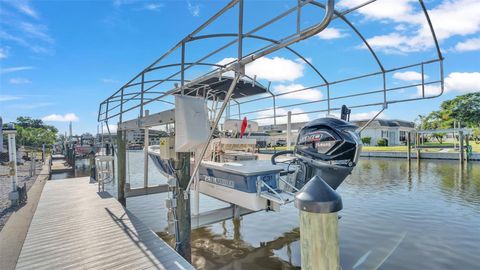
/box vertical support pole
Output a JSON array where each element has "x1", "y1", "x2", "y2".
[
  {"x1": 327, "y1": 84, "x2": 331, "y2": 115},
  {"x1": 459, "y1": 130, "x2": 464, "y2": 163},
  {"x1": 181, "y1": 42, "x2": 185, "y2": 95},
  {"x1": 42, "y1": 144, "x2": 46, "y2": 163},
  {"x1": 117, "y1": 129, "x2": 127, "y2": 206},
  {"x1": 421, "y1": 62, "x2": 425, "y2": 98},
  {"x1": 29, "y1": 152, "x2": 34, "y2": 177},
  {"x1": 295, "y1": 176, "x2": 342, "y2": 270},
  {"x1": 287, "y1": 111, "x2": 292, "y2": 151},
  {"x1": 465, "y1": 135, "x2": 470, "y2": 162},
  {"x1": 6, "y1": 129, "x2": 19, "y2": 206},
  {"x1": 144, "y1": 110, "x2": 150, "y2": 189},
  {"x1": 237, "y1": 0, "x2": 243, "y2": 61},
  {"x1": 89, "y1": 153, "x2": 96, "y2": 181},
  {"x1": 407, "y1": 132, "x2": 411, "y2": 162},
  {"x1": 140, "y1": 73, "x2": 145, "y2": 117},
  {"x1": 175, "y1": 152, "x2": 191, "y2": 262}
]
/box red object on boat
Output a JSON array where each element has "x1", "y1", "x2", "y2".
[{"x1": 240, "y1": 117, "x2": 248, "y2": 138}]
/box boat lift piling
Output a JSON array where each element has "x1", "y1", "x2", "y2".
[
  {"x1": 117, "y1": 129, "x2": 127, "y2": 206},
  {"x1": 295, "y1": 176, "x2": 342, "y2": 270}
]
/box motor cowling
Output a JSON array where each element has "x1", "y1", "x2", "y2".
[{"x1": 294, "y1": 117, "x2": 362, "y2": 189}]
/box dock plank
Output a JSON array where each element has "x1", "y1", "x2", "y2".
[{"x1": 16, "y1": 177, "x2": 194, "y2": 270}]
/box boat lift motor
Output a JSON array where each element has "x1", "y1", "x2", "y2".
[{"x1": 272, "y1": 117, "x2": 362, "y2": 190}]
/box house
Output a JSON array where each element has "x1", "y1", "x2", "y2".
[{"x1": 353, "y1": 119, "x2": 415, "y2": 146}]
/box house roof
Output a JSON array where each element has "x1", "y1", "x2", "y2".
[{"x1": 352, "y1": 119, "x2": 415, "y2": 128}]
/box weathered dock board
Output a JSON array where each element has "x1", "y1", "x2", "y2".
[
  {"x1": 15, "y1": 177, "x2": 195, "y2": 270},
  {"x1": 50, "y1": 158, "x2": 73, "y2": 173}
]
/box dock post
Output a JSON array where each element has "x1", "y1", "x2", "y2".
[
  {"x1": 465, "y1": 134, "x2": 470, "y2": 162},
  {"x1": 117, "y1": 129, "x2": 127, "y2": 206},
  {"x1": 295, "y1": 176, "x2": 342, "y2": 270},
  {"x1": 5, "y1": 126, "x2": 19, "y2": 206},
  {"x1": 459, "y1": 130, "x2": 464, "y2": 163},
  {"x1": 407, "y1": 132, "x2": 411, "y2": 162},
  {"x1": 175, "y1": 152, "x2": 192, "y2": 262},
  {"x1": 89, "y1": 153, "x2": 96, "y2": 181},
  {"x1": 144, "y1": 110, "x2": 149, "y2": 189}
]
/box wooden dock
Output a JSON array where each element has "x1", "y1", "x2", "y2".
[
  {"x1": 50, "y1": 154, "x2": 74, "y2": 173},
  {"x1": 15, "y1": 177, "x2": 195, "y2": 270}
]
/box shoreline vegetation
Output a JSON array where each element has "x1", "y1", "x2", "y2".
[{"x1": 260, "y1": 140, "x2": 479, "y2": 153}]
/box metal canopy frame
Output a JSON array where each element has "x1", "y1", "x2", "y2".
[{"x1": 98, "y1": 0, "x2": 444, "y2": 128}]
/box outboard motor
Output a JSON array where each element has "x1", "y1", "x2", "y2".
[{"x1": 272, "y1": 117, "x2": 362, "y2": 190}]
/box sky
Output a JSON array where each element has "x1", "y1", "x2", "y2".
[{"x1": 0, "y1": 0, "x2": 479, "y2": 135}]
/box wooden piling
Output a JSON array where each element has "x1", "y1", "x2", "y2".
[
  {"x1": 175, "y1": 152, "x2": 191, "y2": 262},
  {"x1": 459, "y1": 131, "x2": 464, "y2": 163},
  {"x1": 117, "y1": 129, "x2": 127, "y2": 206},
  {"x1": 299, "y1": 211, "x2": 339, "y2": 270},
  {"x1": 465, "y1": 135, "x2": 470, "y2": 162},
  {"x1": 295, "y1": 176, "x2": 342, "y2": 270},
  {"x1": 407, "y1": 132, "x2": 411, "y2": 162}
]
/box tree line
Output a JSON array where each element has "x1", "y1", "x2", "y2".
[
  {"x1": 418, "y1": 93, "x2": 480, "y2": 143},
  {"x1": 2, "y1": 116, "x2": 58, "y2": 147}
]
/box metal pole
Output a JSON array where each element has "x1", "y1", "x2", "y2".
[
  {"x1": 144, "y1": 110, "x2": 150, "y2": 189},
  {"x1": 287, "y1": 111, "x2": 292, "y2": 151}
]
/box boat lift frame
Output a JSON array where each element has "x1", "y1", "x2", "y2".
[{"x1": 97, "y1": 0, "x2": 444, "y2": 223}]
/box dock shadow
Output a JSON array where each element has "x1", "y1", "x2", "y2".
[
  {"x1": 96, "y1": 191, "x2": 113, "y2": 199},
  {"x1": 104, "y1": 207, "x2": 191, "y2": 269}
]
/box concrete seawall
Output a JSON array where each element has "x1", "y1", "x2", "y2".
[{"x1": 361, "y1": 151, "x2": 480, "y2": 161}]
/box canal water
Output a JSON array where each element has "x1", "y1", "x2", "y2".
[{"x1": 63, "y1": 151, "x2": 480, "y2": 270}]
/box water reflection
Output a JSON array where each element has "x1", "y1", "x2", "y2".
[
  {"x1": 160, "y1": 220, "x2": 301, "y2": 270},
  {"x1": 121, "y1": 152, "x2": 480, "y2": 270}
]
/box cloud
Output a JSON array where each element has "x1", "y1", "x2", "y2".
[
  {"x1": 273, "y1": 84, "x2": 323, "y2": 100},
  {"x1": 393, "y1": 71, "x2": 428, "y2": 81},
  {"x1": 143, "y1": 3, "x2": 164, "y2": 11},
  {"x1": 0, "y1": 47, "x2": 8, "y2": 59},
  {"x1": 42, "y1": 113, "x2": 79, "y2": 122},
  {"x1": 19, "y1": 22, "x2": 54, "y2": 44},
  {"x1": 5, "y1": 0, "x2": 39, "y2": 19},
  {"x1": 216, "y1": 56, "x2": 305, "y2": 82},
  {"x1": 0, "y1": 2, "x2": 53, "y2": 54},
  {"x1": 316, "y1": 27, "x2": 347, "y2": 40},
  {"x1": 9, "y1": 78, "x2": 31, "y2": 84},
  {"x1": 0, "y1": 66, "x2": 34, "y2": 74},
  {"x1": 101, "y1": 78, "x2": 119, "y2": 84},
  {"x1": 187, "y1": 1, "x2": 200, "y2": 17},
  {"x1": 454, "y1": 37, "x2": 480, "y2": 52},
  {"x1": 341, "y1": 0, "x2": 480, "y2": 54},
  {"x1": 0, "y1": 95, "x2": 22, "y2": 102},
  {"x1": 445, "y1": 72, "x2": 480, "y2": 93},
  {"x1": 415, "y1": 72, "x2": 480, "y2": 97},
  {"x1": 255, "y1": 108, "x2": 310, "y2": 126}
]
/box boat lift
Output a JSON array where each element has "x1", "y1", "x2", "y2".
[{"x1": 98, "y1": 0, "x2": 444, "y2": 226}]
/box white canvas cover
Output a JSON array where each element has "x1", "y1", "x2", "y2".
[{"x1": 175, "y1": 96, "x2": 210, "y2": 152}]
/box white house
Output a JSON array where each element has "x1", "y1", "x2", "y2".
[{"x1": 353, "y1": 119, "x2": 415, "y2": 146}]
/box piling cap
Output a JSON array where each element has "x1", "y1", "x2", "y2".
[{"x1": 294, "y1": 175, "x2": 343, "y2": 213}]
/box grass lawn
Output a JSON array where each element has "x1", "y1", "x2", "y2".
[{"x1": 261, "y1": 140, "x2": 480, "y2": 153}]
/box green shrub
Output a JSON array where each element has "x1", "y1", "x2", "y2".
[
  {"x1": 377, "y1": 138, "x2": 388, "y2": 146},
  {"x1": 361, "y1": 137, "x2": 371, "y2": 145}
]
